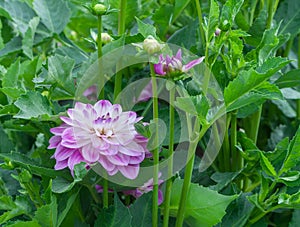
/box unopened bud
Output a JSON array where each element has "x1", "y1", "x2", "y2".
[
  {"x1": 101, "y1": 33, "x2": 112, "y2": 44},
  {"x1": 93, "y1": 4, "x2": 107, "y2": 16},
  {"x1": 143, "y1": 36, "x2": 161, "y2": 54},
  {"x1": 215, "y1": 28, "x2": 221, "y2": 36}
]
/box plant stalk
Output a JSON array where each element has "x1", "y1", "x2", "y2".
[
  {"x1": 297, "y1": 35, "x2": 300, "y2": 120},
  {"x1": 97, "y1": 15, "x2": 104, "y2": 100},
  {"x1": 195, "y1": 0, "x2": 205, "y2": 46},
  {"x1": 163, "y1": 84, "x2": 175, "y2": 227},
  {"x1": 150, "y1": 63, "x2": 159, "y2": 227}
]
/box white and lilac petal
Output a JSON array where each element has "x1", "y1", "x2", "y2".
[
  {"x1": 153, "y1": 63, "x2": 166, "y2": 75},
  {"x1": 107, "y1": 153, "x2": 130, "y2": 166},
  {"x1": 175, "y1": 49, "x2": 182, "y2": 61},
  {"x1": 118, "y1": 165, "x2": 139, "y2": 179},
  {"x1": 81, "y1": 144, "x2": 100, "y2": 163},
  {"x1": 54, "y1": 144, "x2": 73, "y2": 161},
  {"x1": 48, "y1": 136, "x2": 61, "y2": 149},
  {"x1": 94, "y1": 100, "x2": 113, "y2": 116},
  {"x1": 98, "y1": 156, "x2": 115, "y2": 171},
  {"x1": 182, "y1": 56, "x2": 205, "y2": 72},
  {"x1": 54, "y1": 159, "x2": 68, "y2": 170},
  {"x1": 68, "y1": 152, "x2": 85, "y2": 171}
]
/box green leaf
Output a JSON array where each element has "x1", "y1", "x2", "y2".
[
  {"x1": 281, "y1": 88, "x2": 300, "y2": 99},
  {"x1": 172, "y1": 0, "x2": 192, "y2": 23},
  {"x1": 0, "y1": 126, "x2": 14, "y2": 153},
  {"x1": 47, "y1": 55, "x2": 75, "y2": 97},
  {"x1": 275, "y1": 69, "x2": 300, "y2": 88},
  {"x1": 206, "y1": 0, "x2": 219, "y2": 42},
  {"x1": 220, "y1": 0, "x2": 244, "y2": 30},
  {"x1": 279, "y1": 126, "x2": 300, "y2": 175},
  {"x1": 6, "y1": 220, "x2": 41, "y2": 227},
  {"x1": 33, "y1": 0, "x2": 70, "y2": 34},
  {"x1": 169, "y1": 179, "x2": 237, "y2": 227},
  {"x1": 96, "y1": 193, "x2": 132, "y2": 227},
  {"x1": 34, "y1": 196, "x2": 57, "y2": 227},
  {"x1": 224, "y1": 57, "x2": 290, "y2": 106},
  {"x1": 129, "y1": 192, "x2": 153, "y2": 227},
  {"x1": 14, "y1": 91, "x2": 52, "y2": 119},
  {"x1": 136, "y1": 17, "x2": 158, "y2": 39},
  {"x1": 152, "y1": 4, "x2": 173, "y2": 38},
  {"x1": 2, "y1": 58, "x2": 20, "y2": 88},
  {"x1": 246, "y1": 9, "x2": 267, "y2": 46},
  {"x1": 272, "y1": 99, "x2": 296, "y2": 118},
  {"x1": 0, "y1": 36, "x2": 22, "y2": 57},
  {"x1": 275, "y1": 0, "x2": 300, "y2": 38},
  {"x1": 0, "y1": 195, "x2": 16, "y2": 210},
  {"x1": 22, "y1": 17, "x2": 40, "y2": 59},
  {"x1": 210, "y1": 171, "x2": 241, "y2": 191},
  {"x1": 259, "y1": 152, "x2": 277, "y2": 177}
]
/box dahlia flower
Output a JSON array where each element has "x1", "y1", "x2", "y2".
[
  {"x1": 154, "y1": 49, "x2": 205, "y2": 78},
  {"x1": 48, "y1": 100, "x2": 148, "y2": 179}
]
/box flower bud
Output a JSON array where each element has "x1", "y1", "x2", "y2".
[
  {"x1": 93, "y1": 4, "x2": 107, "y2": 16},
  {"x1": 215, "y1": 28, "x2": 221, "y2": 36},
  {"x1": 101, "y1": 33, "x2": 112, "y2": 44},
  {"x1": 143, "y1": 36, "x2": 161, "y2": 54}
]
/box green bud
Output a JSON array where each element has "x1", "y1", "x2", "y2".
[
  {"x1": 93, "y1": 4, "x2": 107, "y2": 15},
  {"x1": 101, "y1": 33, "x2": 112, "y2": 44},
  {"x1": 19, "y1": 169, "x2": 32, "y2": 183},
  {"x1": 143, "y1": 36, "x2": 161, "y2": 54}
]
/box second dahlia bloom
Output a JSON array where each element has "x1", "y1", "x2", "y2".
[
  {"x1": 48, "y1": 100, "x2": 148, "y2": 179},
  {"x1": 154, "y1": 49, "x2": 205, "y2": 79}
]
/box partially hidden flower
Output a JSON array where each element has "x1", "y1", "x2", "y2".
[
  {"x1": 143, "y1": 36, "x2": 162, "y2": 54},
  {"x1": 48, "y1": 100, "x2": 149, "y2": 179},
  {"x1": 123, "y1": 173, "x2": 164, "y2": 205},
  {"x1": 83, "y1": 85, "x2": 98, "y2": 101},
  {"x1": 154, "y1": 49, "x2": 205, "y2": 79}
]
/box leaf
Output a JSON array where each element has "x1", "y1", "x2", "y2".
[
  {"x1": 14, "y1": 91, "x2": 52, "y2": 119},
  {"x1": 47, "y1": 55, "x2": 75, "y2": 97},
  {"x1": 210, "y1": 171, "x2": 241, "y2": 191},
  {"x1": 34, "y1": 196, "x2": 57, "y2": 227},
  {"x1": 275, "y1": 69, "x2": 300, "y2": 88},
  {"x1": 279, "y1": 126, "x2": 300, "y2": 175},
  {"x1": 6, "y1": 220, "x2": 41, "y2": 227},
  {"x1": 22, "y1": 17, "x2": 40, "y2": 59},
  {"x1": 169, "y1": 179, "x2": 237, "y2": 227},
  {"x1": 0, "y1": 36, "x2": 22, "y2": 57},
  {"x1": 152, "y1": 4, "x2": 174, "y2": 38},
  {"x1": 206, "y1": 0, "x2": 219, "y2": 42},
  {"x1": 271, "y1": 100, "x2": 296, "y2": 118},
  {"x1": 259, "y1": 152, "x2": 277, "y2": 177},
  {"x1": 224, "y1": 57, "x2": 290, "y2": 106},
  {"x1": 275, "y1": 0, "x2": 300, "y2": 38},
  {"x1": 280, "y1": 88, "x2": 300, "y2": 99},
  {"x1": 172, "y1": 0, "x2": 192, "y2": 23},
  {"x1": 220, "y1": 0, "x2": 244, "y2": 30},
  {"x1": 0, "y1": 126, "x2": 14, "y2": 153},
  {"x1": 2, "y1": 58, "x2": 20, "y2": 88},
  {"x1": 246, "y1": 9, "x2": 267, "y2": 46},
  {"x1": 96, "y1": 193, "x2": 132, "y2": 227},
  {"x1": 136, "y1": 17, "x2": 158, "y2": 39},
  {"x1": 33, "y1": 0, "x2": 71, "y2": 34},
  {"x1": 129, "y1": 192, "x2": 153, "y2": 227}
]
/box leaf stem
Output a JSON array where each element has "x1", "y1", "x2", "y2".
[
  {"x1": 222, "y1": 113, "x2": 232, "y2": 171},
  {"x1": 266, "y1": 0, "x2": 279, "y2": 29},
  {"x1": 247, "y1": 106, "x2": 262, "y2": 144},
  {"x1": 163, "y1": 83, "x2": 175, "y2": 227},
  {"x1": 283, "y1": 38, "x2": 293, "y2": 58},
  {"x1": 297, "y1": 35, "x2": 300, "y2": 120},
  {"x1": 150, "y1": 63, "x2": 159, "y2": 227}
]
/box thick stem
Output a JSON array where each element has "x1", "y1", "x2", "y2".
[
  {"x1": 97, "y1": 15, "x2": 104, "y2": 100},
  {"x1": 222, "y1": 114, "x2": 232, "y2": 171},
  {"x1": 195, "y1": 0, "x2": 205, "y2": 46},
  {"x1": 230, "y1": 112, "x2": 239, "y2": 171},
  {"x1": 102, "y1": 175, "x2": 109, "y2": 208},
  {"x1": 163, "y1": 84, "x2": 175, "y2": 227},
  {"x1": 266, "y1": 0, "x2": 279, "y2": 29},
  {"x1": 247, "y1": 106, "x2": 262, "y2": 144},
  {"x1": 150, "y1": 64, "x2": 159, "y2": 227},
  {"x1": 297, "y1": 35, "x2": 300, "y2": 120},
  {"x1": 114, "y1": 0, "x2": 127, "y2": 100},
  {"x1": 283, "y1": 38, "x2": 293, "y2": 58}
]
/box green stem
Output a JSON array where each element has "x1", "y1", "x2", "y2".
[
  {"x1": 283, "y1": 38, "x2": 293, "y2": 58},
  {"x1": 175, "y1": 122, "x2": 208, "y2": 227},
  {"x1": 195, "y1": 0, "x2": 205, "y2": 46},
  {"x1": 297, "y1": 35, "x2": 300, "y2": 120},
  {"x1": 97, "y1": 15, "x2": 104, "y2": 100},
  {"x1": 114, "y1": 0, "x2": 127, "y2": 100},
  {"x1": 103, "y1": 175, "x2": 109, "y2": 208},
  {"x1": 247, "y1": 106, "x2": 262, "y2": 144},
  {"x1": 230, "y1": 112, "x2": 240, "y2": 172},
  {"x1": 222, "y1": 114, "x2": 232, "y2": 172},
  {"x1": 163, "y1": 84, "x2": 175, "y2": 227},
  {"x1": 249, "y1": 0, "x2": 258, "y2": 26},
  {"x1": 150, "y1": 63, "x2": 159, "y2": 227},
  {"x1": 266, "y1": 0, "x2": 279, "y2": 29}
]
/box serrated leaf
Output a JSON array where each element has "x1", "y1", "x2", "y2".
[
  {"x1": 206, "y1": 0, "x2": 219, "y2": 42},
  {"x1": 129, "y1": 192, "x2": 153, "y2": 227},
  {"x1": 224, "y1": 57, "x2": 290, "y2": 106},
  {"x1": 136, "y1": 17, "x2": 158, "y2": 39},
  {"x1": 22, "y1": 17, "x2": 39, "y2": 59},
  {"x1": 96, "y1": 193, "x2": 132, "y2": 227},
  {"x1": 169, "y1": 179, "x2": 237, "y2": 227},
  {"x1": 275, "y1": 0, "x2": 300, "y2": 38},
  {"x1": 33, "y1": 0, "x2": 70, "y2": 34},
  {"x1": 14, "y1": 91, "x2": 52, "y2": 119},
  {"x1": 34, "y1": 196, "x2": 57, "y2": 227},
  {"x1": 275, "y1": 69, "x2": 300, "y2": 88},
  {"x1": 2, "y1": 58, "x2": 20, "y2": 88},
  {"x1": 279, "y1": 126, "x2": 300, "y2": 175},
  {"x1": 47, "y1": 55, "x2": 75, "y2": 97},
  {"x1": 220, "y1": 0, "x2": 244, "y2": 29},
  {"x1": 0, "y1": 36, "x2": 22, "y2": 57},
  {"x1": 259, "y1": 152, "x2": 277, "y2": 177}
]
